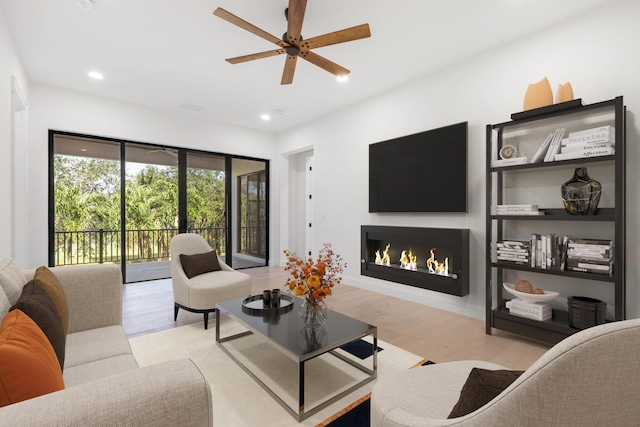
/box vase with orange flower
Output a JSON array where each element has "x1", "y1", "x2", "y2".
[{"x1": 284, "y1": 243, "x2": 346, "y2": 327}]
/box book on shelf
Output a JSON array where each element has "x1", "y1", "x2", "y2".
[
  {"x1": 498, "y1": 260, "x2": 529, "y2": 266},
  {"x1": 567, "y1": 244, "x2": 612, "y2": 252},
  {"x1": 567, "y1": 250, "x2": 612, "y2": 260},
  {"x1": 563, "y1": 133, "x2": 615, "y2": 145},
  {"x1": 566, "y1": 256, "x2": 612, "y2": 265},
  {"x1": 568, "y1": 238, "x2": 612, "y2": 246},
  {"x1": 530, "y1": 132, "x2": 555, "y2": 163},
  {"x1": 496, "y1": 211, "x2": 544, "y2": 216},
  {"x1": 541, "y1": 235, "x2": 548, "y2": 269},
  {"x1": 491, "y1": 157, "x2": 528, "y2": 168},
  {"x1": 497, "y1": 255, "x2": 529, "y2": 262},
  {"x1": 495, "y1": 204, "x2": 541, "y2": 215},
  {"x1": 560, "y1": 142, "x2": 614, "y2": 153},
  {"x1": 530, "y1": 233, "x2": 538, "y2": 268},
  {"x1": 496, "y1": 204, "x2": 539, "y2": 211},
  {"x1": 508, "y1": 310, "x2": 552, "y2": 321},
  {"x1": 497, "y1": 247, "x2": 529, "y2": 254},
  {"x1": 566, "y1": 261, "x2": 612, "y2": 271},
  {"x1": 506, "y1": 298, "x2": 552, "y2": 314},
  {"x1": 559, "y1": 235, "x2": 569, "y2": 270},
  {"x1": 506, "y1": 300, "x2": 552, "y2": 321},
  {"x1": 543, "y1": 128, "x2": 566, "y2": 162},
  {"x1": 567, "y1": 240, "x2": 613, "y2": 256},
  {"x1": 566, "y1": 266, "x2": 612, "y2": 275},
  {"x1": 546, "y1": 233, "x2": 556, "y2": 270},
  {"x1": 554, "y1": 147, "x2": 615, "y2": 161},
  {"x1": 568, "y1": 125, "x2": 614, "y2": 138},
  {"x1": 498, "y1": 240, "x2": 530, "y2": 247}
]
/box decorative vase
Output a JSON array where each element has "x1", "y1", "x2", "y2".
[
  {"x1": 561, "y1": 167, "x2": 602, "y2": 215},
  {"x1": 299, "y1": 299, "x2": 328, "y2": 327},
  {"x1": 555, "y1": 82, "x2": 574, "y2": 104},
  {"x1": 299, "y1": 325, "x2": 327, "y2": 351},
  {"x1": 523, "y1": 77, "x2": 553, "y2": 111}
]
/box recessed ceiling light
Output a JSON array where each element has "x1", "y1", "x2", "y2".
[
  {"x1": 76, "y1": 0, "x2": 94, "y2": 10},
  {"x1": 80, "y1": 148, "x2": 88, "y2": 152},
  {"x1": 336, "y1": 75, "x2": 349, "y2": 82},
  {"x1": 88, "y1": 71, "x2": 104, "y2": 80},
  {"x1": 181, "y1": 103, "x2": 203, "y2": 112},
  {"x1": 260, "y1": 114, "x2": 271, "y2": 121}
]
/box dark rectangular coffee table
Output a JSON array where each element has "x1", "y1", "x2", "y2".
[{"x1": 216, "y1": 296, "x2": 377, "y2": 422}]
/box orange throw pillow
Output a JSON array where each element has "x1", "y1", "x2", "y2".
[
  {"x1": 33, "y1": 266, "x2": 69, "y2": 336},
  {"x1": 0, "y1": 310, "x2": 65, "y2": 407}
]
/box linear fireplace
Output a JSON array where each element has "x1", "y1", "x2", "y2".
[{"x1": 361, "y1": 225, "x2": 470, "y2": 297}]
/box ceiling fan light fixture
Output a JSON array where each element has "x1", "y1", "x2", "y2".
[{"x1": 336, "y1": 74, "x2": 349, "y2": 82}]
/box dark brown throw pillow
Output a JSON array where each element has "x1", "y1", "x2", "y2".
[
  {"x1": 179, "y1": 251, "x2": 221, "y2": 279},
  {"x1": 9, "y1": 281, "x2": 66, "y2": 371},
  {"x1": 33, "y1": 266, "x2": 69, "y2": 336},
  {"x1": 448, "y1": 368, "x2": 524, "y2": 418}
]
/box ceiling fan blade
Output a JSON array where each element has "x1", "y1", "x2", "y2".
[
  {"x1": 300, "y1": 50, "x2": 350, "y2": 77},
  {"x1": 281, "y1": 55, "x2": 298, "y2": 85},
  {"x1": 213, "y1": 7, "x2": 288, "y2": 47},
  {"x1": 285, "y1": 0, "x2": 307, "y2": 45},
  {"x1": 303, "y1": 24, "x2": 371, "y2": 50},
  {"x1": 226, "y1": 49, "x2": 287, "y2": 64}
]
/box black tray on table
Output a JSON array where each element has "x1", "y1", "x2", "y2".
[{"x1": 241, "y1": 294, "x2": 295, "y2": 315}]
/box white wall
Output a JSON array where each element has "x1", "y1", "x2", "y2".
[
  {"x1": 277, "y1": 0, "x2": 640, "y2": 319},
  {"x1": 0, "y1": 9, "x2": 29, "y2": 264},
  {"x1": 25, "y1": 83, "x2": 279, "y2": 268}
]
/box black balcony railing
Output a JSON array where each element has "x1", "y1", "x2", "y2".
[{"x1": 53, "y1": 227, "x2": 226, "y2": 266}]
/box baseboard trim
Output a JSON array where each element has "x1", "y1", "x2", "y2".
[{"x1": 343, "y1": 274, "x2": 485, "y2": 320}]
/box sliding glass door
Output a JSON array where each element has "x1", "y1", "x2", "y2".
[
  {"x1": 50, "y1": 131, "x2": 269, "y2": 282},
  {"x1": 231, "y1": 158, "x2": 268, "y2": 268},
  {"x1": 123, "y1": 144, "x2": 179, "y2": 282},
  {"x1": 51, "y1": 136, "x2": 122, "y2": 268},
  {"x1": 185, "y1": 152, "x2": 227, "y2": 261}
]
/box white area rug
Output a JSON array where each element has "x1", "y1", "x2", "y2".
[{"x1": 130, "y1": 318, "x2": 425, "y2": 426}]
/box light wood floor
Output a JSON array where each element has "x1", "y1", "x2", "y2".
[{"x1": 122, "y1": 266, "x2": 550, "y2": 371}]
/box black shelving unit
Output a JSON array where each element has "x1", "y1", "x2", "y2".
[{"x1": 485, "y1": 96, "x2": 626, "y2": 345}]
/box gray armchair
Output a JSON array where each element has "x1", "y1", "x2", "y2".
[
  {"x1": 170, "y1": 233, "x2": 251, "y2": 329},
  {"x1": 371, "y1": 317, "x2": 640, "y2": 426}
]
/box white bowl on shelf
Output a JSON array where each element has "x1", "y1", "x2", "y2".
[{"x1": 503, "y1": 282, "x2": 559, "y2": 304}]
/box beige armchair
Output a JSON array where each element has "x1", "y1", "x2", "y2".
[
  {"x1": 170, "y1": 233, "x2": 251, "y2": 329},
  {"x1": 371, "y1": 317, "x2": 640, "y2": 426}
]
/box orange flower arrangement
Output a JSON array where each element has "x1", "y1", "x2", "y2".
[{"x1": 283, "y1": 243, "x2": 346, "y2": 306}]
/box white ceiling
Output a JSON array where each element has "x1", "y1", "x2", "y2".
[{"x1": 1, "y1": 0, "x2": 616, "y2": 133}]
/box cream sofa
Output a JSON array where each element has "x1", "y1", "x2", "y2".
[{"x1": 0, "y1": 262, "x2": 213, "y2": 427}]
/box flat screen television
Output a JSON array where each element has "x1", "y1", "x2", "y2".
[{"x1": 369, "y1": 121, "x2": 468, "y2": 213}]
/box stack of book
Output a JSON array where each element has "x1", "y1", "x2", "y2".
[
  {"x1": 530, "y1": 234, "x2": 569, "y2": 270},
  {"x1": 555, "y1": 125, "x2": 615, "y2": 161},
  {"x1": 494, "y1": 204, "x2": 543, "y2": 216},
  {"x1": 497, "y1": 240, "x2": 530, "y2": 265},
  {"x1": 566, "y1": 238, "x2": 614, "y2": 275},
  {"x1": 506, "y1": 298, "x2": 552, "y2": 321}
]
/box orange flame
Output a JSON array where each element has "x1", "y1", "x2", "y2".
[{"x1": 427, "y1": 248, "x2": 449, "y2": 276}]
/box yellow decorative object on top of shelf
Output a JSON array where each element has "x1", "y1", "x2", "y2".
[
  {"x1": 555, "y1": 82, "x2": 574, "y2": 103},
  {"x1": 523, "y1": 77, "x2": 553, "y2": 111}
]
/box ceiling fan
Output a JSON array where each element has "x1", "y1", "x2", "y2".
[{"x1": 213, "y1": 0, "x2": 371, "y2": 85}]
